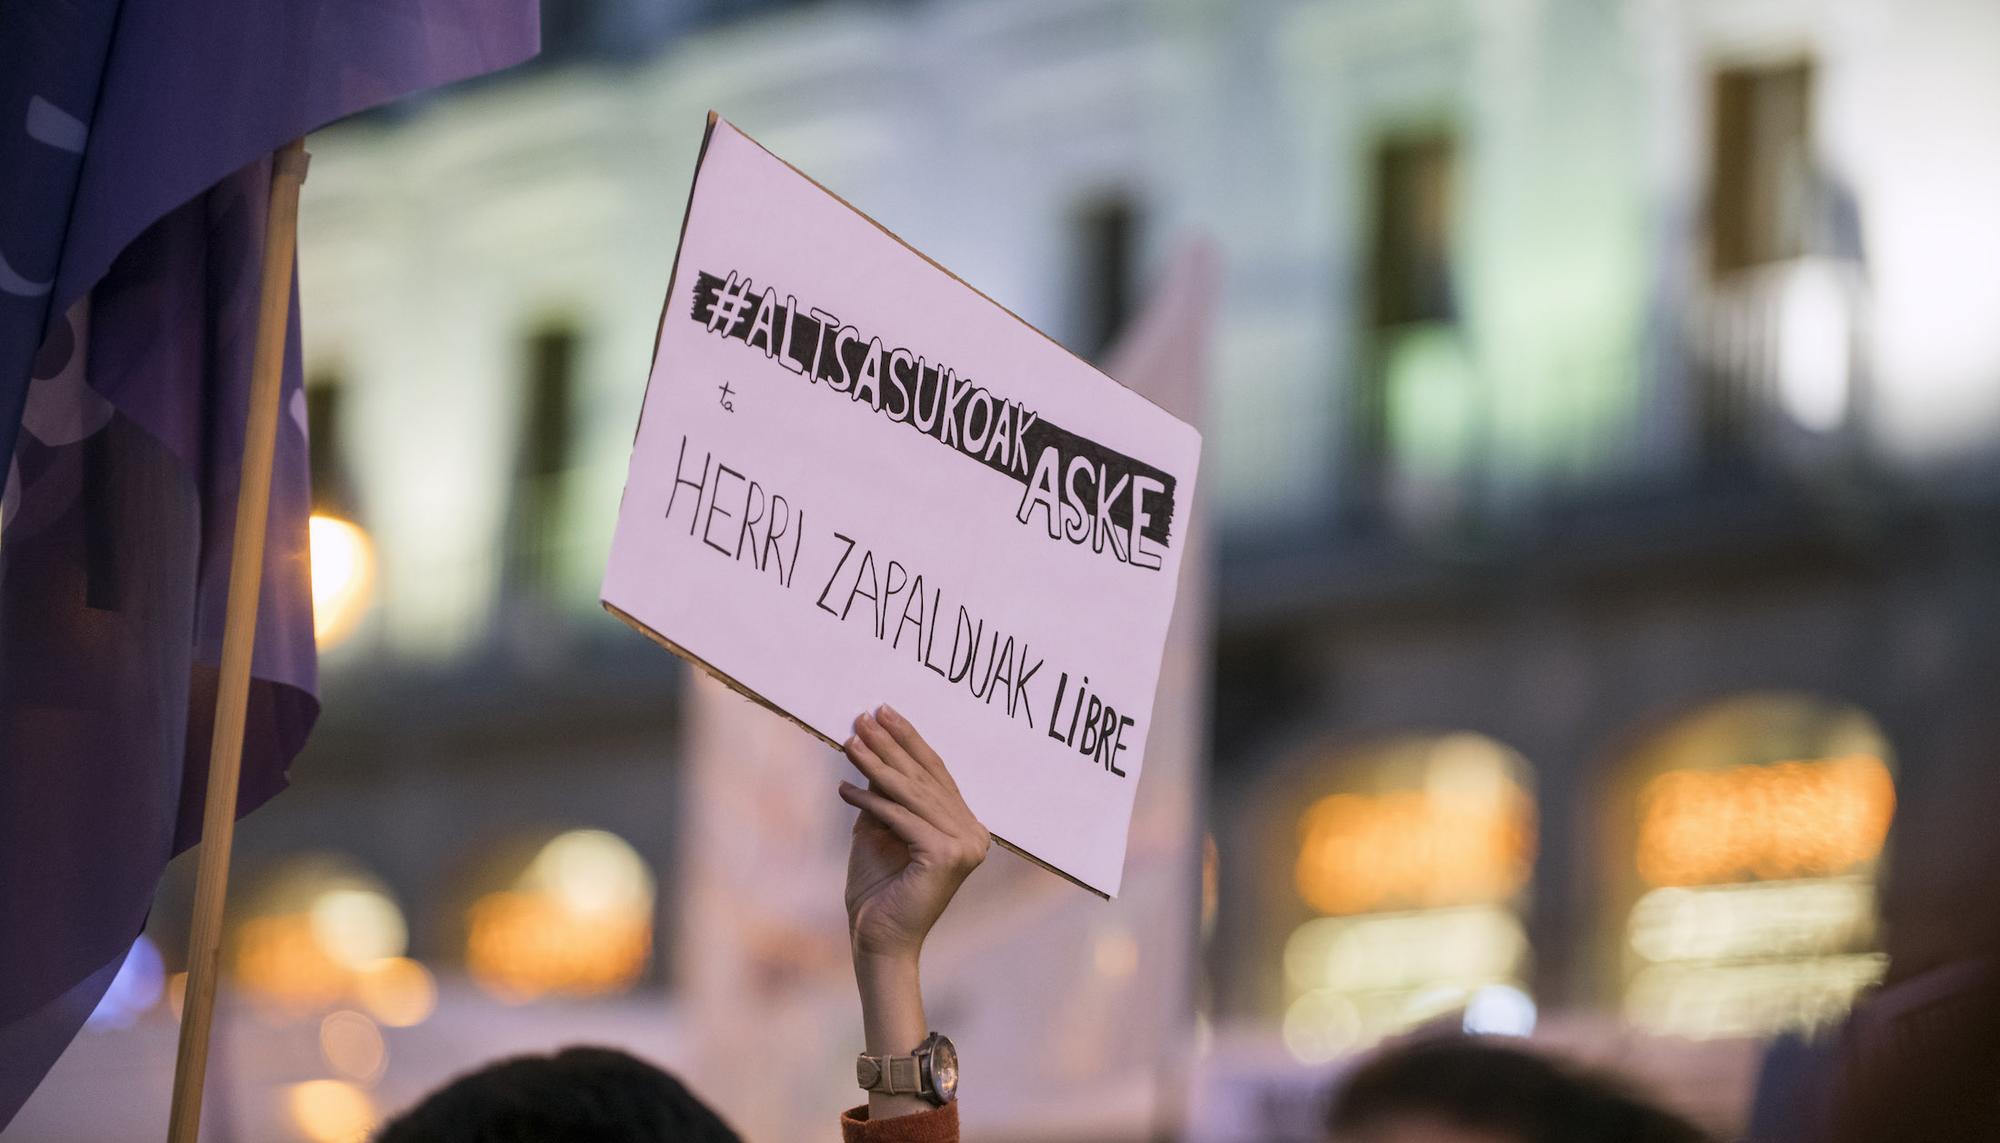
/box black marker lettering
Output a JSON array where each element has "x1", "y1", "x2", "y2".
[
  {"x1": 1109, "y1": 715, "x2": 1133, "y2": 777},
  {"x1": 881, "y1": 560, "x2": 909, "y2": 640},
  {"x1": 893, "y1": 573, "x2": 926, "y2": 651},
  {"x1": 664, "y1": 436, "x2": 710, "y2": 536},
  {"x1": 777, "y1": 295, "x2": 805, "y2": 373},
  {"x1": 852, "y1": 336, "x2": 884, "y2": 411},
  {"x1": 885, "y1": 348, "x2": 915, "y2": 422},
  {"x1": 745, "y1": 286, "x2": 779, "y2": 358},
  {"x1": 806, "y1": 308, "x2": 839, "y2": 384},
  {"x1": 817, "y1": 532, "x2": 856, "y2": 616},
  {"x1": 701, "y1": 463, "x2": 745, "y2": 556},
  {"x1": 841, "y1": 549, "x2": 881, "y2": 629},
  {"x1": 762, "y1": 496, "x2": 793, "y2": 585},
  {"x1": 921, "y1": 589, "x2": 949, "y2": 678},
  {"x1": 735, "y1": 479, "x2": 767, "y2": 569},
  {"x1": 982, "y1": 400, "x2": 1013, "y2": 468},
  {"x1": 1014, "y1": 653, "x2": 1042, "y2": 726}
]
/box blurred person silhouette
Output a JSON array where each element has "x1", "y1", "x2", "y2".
[
  {"x1": 1325, "y1": 1037, "x2": 1713, "y2": 1143},
  {"x1": 1815, "y1": 678, "x2": 2000, "y2": 1143},
  {"x1": 376, "y1": 705, "x2": 985, "y2": 1143},
  {"x1": 1739, "y1": 655, "x2": 2000, "y2": 1143},
  {"x1": 374, "y1": 1047, "x2": 740, "y2": 1143}
]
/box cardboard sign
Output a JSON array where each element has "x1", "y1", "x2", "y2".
[{"x1": 602, "y1": 115, "x2": 1201, "y2": 897}]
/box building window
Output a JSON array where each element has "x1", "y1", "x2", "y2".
[
  {"x1": 505, "y1": 324, "x2": 578, "y2": 600},
  {"x1": 305, "y1": 368, "x2": 356, "y2": 518},
  {"x1": 1352, "y1": 131, "x2": 1467, "y2": 520},
  {"x1": 1069, "y1": 194, "x2": 1141, "y2": 360},
  {"x1": 1280, "y1": 733, "x2": 1537, "y2": 1062},
  {"x1": 303, "y1": 367, "x2": 377, "y2": 649},
  {"x1": 1691, "y1": 61, "x2": 1840, "y2": 465},
  {"x1": 1368, "y1": 133, "x2": 1458, "y2": 330},
  {"x1": 1709, "y1": 61, "x2": 1814, "y2": 278},
  {"x1": 463, "y1": 829, "x2": 656, "y2": 1002},
  {"x1": 1615, "y1": 694, "x2": 1893, "y2": 1040},
  {"x1": 229, "y1": 854, "x2": 434, "y2": 1027}
]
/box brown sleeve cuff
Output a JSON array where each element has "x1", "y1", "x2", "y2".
[{"x1": 839, "y1": 1101, "x2": 959, "y2": 1143}]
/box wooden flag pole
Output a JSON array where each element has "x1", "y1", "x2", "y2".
[{"x1": 166, "y1": 137, "x2": 310, "y2": 1143}]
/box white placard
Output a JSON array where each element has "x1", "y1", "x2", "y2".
[{"x1": 602, "y1": 115, "x2": 1201, "y2": 897}]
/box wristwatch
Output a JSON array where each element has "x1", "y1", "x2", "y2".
[{"x1": 856, "y1": 1031, "x2": 957, "y2": 1106}]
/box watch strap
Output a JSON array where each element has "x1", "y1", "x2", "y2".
[{"x1": 856, "y1": 1051, "x2": 926, "y2": 1096}]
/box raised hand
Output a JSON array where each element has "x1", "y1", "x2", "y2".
[
  {"x1": 839, "y1": 704, "x2": 990, "y2": 965},
  {"x1": 838, "y1": 704, "x2": 988, "y2": 1122}
]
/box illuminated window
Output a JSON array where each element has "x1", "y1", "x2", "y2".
[
  {"x1": 289, "y1": 1078, "x2": 378, "y2": 1143},
  {"x1": 227, "y1": 855, "x2": 436, "y2": 1030},
  {"x1": 1282, "y1": 734, "x2": 1537, "y2": 1062},
  {"x1": 464, "y1": 829, "x2": 656, "y2": 1003},
  {"x1": 1616, "y1": 695, "x2": 1893, "y2": 1039}
]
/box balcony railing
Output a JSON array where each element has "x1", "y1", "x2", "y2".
[{"x1": 1687, "y1": 257, "x2": 1869, "y2": 475}]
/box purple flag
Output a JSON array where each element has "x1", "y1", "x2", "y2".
[{"x1": 0, "y1": 2, "x2": 538, "y2": 1126}]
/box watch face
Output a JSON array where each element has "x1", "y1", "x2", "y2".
[{"x1": 929, "y1": 1037, "x2": 958, "y2": 1101}]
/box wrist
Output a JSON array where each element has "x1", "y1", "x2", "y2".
[
  {"x1": 853, "y1": 952, "x2": 924, "y2": 1047},
  {"x1": 851, "y1": 944, "x2": 920, "y2": 977},
  {"x1": 853, "y1": 948, "x2": 931, "y2": 1117}
]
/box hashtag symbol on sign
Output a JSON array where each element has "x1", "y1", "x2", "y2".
[{"x1": 706, "y1": 270, "x2": 754, "y2": 335}]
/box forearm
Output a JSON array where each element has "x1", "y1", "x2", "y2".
[
  {"x1": 840, "y1": 705, "x2": 986, "y2": 1128},
  {"x1": 855, "y1": 951, "x2": 931, "y2": 1119}
]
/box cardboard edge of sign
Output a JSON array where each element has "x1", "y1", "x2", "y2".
[
  {"x1": 607, "y1": 108, "x2": 1197, "y2": 902},
  {"x1": 603, "y1": 601, "x2": 1113, "y2": 900}
]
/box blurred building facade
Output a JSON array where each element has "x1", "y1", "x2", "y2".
[{"x1": 27, "y1": 0, "x2": 2000, "y2": 1139}]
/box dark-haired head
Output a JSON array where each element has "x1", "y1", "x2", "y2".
[
  {"x1": 1326, "y1": 1037, "x2": 1711, "y2": 1143},
  {"x1": 375, "y1": 1046, "x2": 741, "y2": 1143}
]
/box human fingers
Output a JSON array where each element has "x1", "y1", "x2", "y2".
[
  {"x1": 874, "y1": 704, "x2": 962, "y2": 796},
  {"x1": 854, "y1": 708, "x2": 987, "y2": 867},
  {"x1": 870, "y1": 709, "x2": 982, "y2": 859},
  {"x1": 843, "y1": 779, "x2": 984, "y2": 878},
  {"x1": 855, "y1": 711, "x2": 928, "y2": 785},
  {"x1": 838, "y1": 780, "x2": 940, "y2": 850},
  {"x1": 854, "y1": 714, "x2": 960, "y2": 830},
  {"x1": 842, "y1": 734, "x2": 922, "y2": 808}
]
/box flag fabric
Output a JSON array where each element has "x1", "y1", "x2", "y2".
[{"x1": 0, "y1": 3, "x2": 538, "y2": 1127}]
